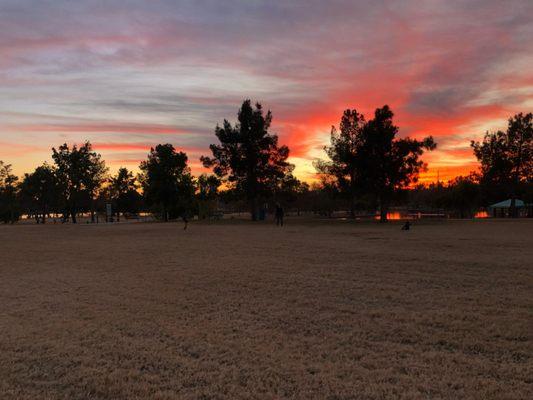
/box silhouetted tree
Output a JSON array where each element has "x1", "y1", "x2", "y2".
[
  {"x1": 315, "y1": 109, "x2": 365, "y2": 218},
  {"x1": 201, "y1": 100, "x2": 293, "y2": 220},
  {"x1": 362, "y1": 106, "x2": 436, "y2": 222},
  {"x1": 85, "y1": 151, "x2": 108, "y2": 223},
  {"x1": 315, "y1": 106, "x2": 435, "y2": 221},
  {"x1": 196, "y1": 174, "x2": 221, "y2": 219},
  {"x1": 471, "y1": 112, "x2": 532, "y2": 216},
  {"x1": 309, "y1": 178, "x2": 340, "y2": 217},
  {"x1": 408, "y1": 182, "x2": 447, "y2": 213},
  {"x1": 20, "y1": 163, "x2": 60, "y2": 223},
  {"x1": 277, "y1": 173, "x2": 309, "y2": 215},
  {"x1": 108, "y1": 167, "x2": 141, "y2": 221},
  {"x1": 139, "y1": 144, "x2": 194, "y2": 222},
  {"x1": 197, "y1": 174, "x2": 221, "y2": 201},
  {"x1": 0, "y1": 161, "x2": 20, "y2": 224},
  {"x1": 444, "y1": 175, "x2": 481, "y2": 218},
  {"x1": 52, "y1": 142, "x2": 108, "y2": 223}
]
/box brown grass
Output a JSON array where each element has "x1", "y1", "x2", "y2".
[{"x1": 0, "y1": 219, "x2": 532, "y2": 399}]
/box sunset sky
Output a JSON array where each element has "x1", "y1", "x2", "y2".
[{"x1": 1, "y1": 0, "x2": 532, "y2": 182}]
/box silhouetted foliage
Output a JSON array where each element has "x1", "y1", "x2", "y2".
[
  {"x1": 52, "y1": 142, "x2": 108, "y2": 223},
  {"x1": 276, "y1": 173, "x2": 309, "y2": 214},
  {"x1": 201, "y1": 100, "x2": 293, "y2": 220},
  {"x1": 315, "y1": 109, "x2": 366, "y2": 218},
  {"x1": 0, "y1": 161, "x2": 20, "y2": 223},
  {"x1": 139, "y1": 144, "x2": 194, "y2": 221},
  {"x1": 308, "y1": 179, "x2": 341, "y2": 217},
  {"x1": 108, "y1": 167, "x2": 142, "y2": 221},
  {"x1": 471, "y1": 112, "x2": 532, "y2": 215},
  {"x1": 20, "y1": 163, "x2": 60, "y2": 223},
  {"x1": 197, "y1": 174, "x2": 220, "y2": 201},
  {"x1": 444, "y1": 175, "x2": 481, "y2": 218},
  {"x1": 196, "y1": 174, "x2": 221, "y2": 219},
  {"x1": 408, "y1": 182, "x2": 446, "y2": 212},
  {"x1": 316, "y1": 106, "x2": 436, "y2": 221},
  {"x1": 362, "y1": 106, "x2": 436, "y2": 221},
  {"x1": 3, "y1": 109, "x2": 530, "y2": 223}
]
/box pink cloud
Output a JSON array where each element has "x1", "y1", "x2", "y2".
[{"x1": 1, "y1": 1, "x2": 531, "y2": 182}]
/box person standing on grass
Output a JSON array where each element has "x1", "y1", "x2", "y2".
[
  {"x1": 182, "y1": 213, "x2": 189, "y2": 230},
  {"x1": 275, "y1": 203, "x2": 284, "y2": 227},
  {"x1": 180, "y1": 210, "x2": 189, "y2": 230}
]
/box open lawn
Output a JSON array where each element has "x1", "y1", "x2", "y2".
[{"x1": 0, "y1": 219, "x2": 532, "y2": 399}]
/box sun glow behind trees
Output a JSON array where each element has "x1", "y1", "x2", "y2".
[
  {"x1": 0, "y1": 102, "x2": 531, "y2": 223},
  {"x1": 1, "y1": 2, "x2": 532, "y2": 182}
]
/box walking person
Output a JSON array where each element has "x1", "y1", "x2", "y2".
[
  {"x1": 181, "y1": 212, "x2": 189, "y2": 230},
  {"x1": 275, "y1": 203, "x2": 284, "y2": 227}
]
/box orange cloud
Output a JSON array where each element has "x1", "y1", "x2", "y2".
[
  {"x1": 2, "y1": 1, "x2": 531, "y2": 183},
  {"x1": 0, "y1": 142, "x2": 44, "y2": 156}
]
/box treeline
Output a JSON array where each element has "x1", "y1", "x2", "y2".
[
  {"x1": 0, "y1": 100, "x2": 531, "y2": 224},
  {"x1": 314, "y1": 107, "x2": 532, "y2": 219}
]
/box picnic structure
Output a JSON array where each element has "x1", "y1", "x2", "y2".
[{"x1": 487, "y1": 199, "x2": 532, "y2": 218}]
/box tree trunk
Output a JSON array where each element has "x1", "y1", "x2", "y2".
[
  {"x1": 349, "y1": 173, "x2": 356, "y2": 219},
  {"x1": 90, "y1": 199, "x2": 96, "y2": 223},
  {"x1": 349, "y1": 194, "x2": 356, "y2": 219},
  {"x1": 379, "y1": 197, "x2": 388, "y2": 223},
  {"x1": 510, "y1": 136, "x2": 523, "y2": 219},
  {"x1": 248, "y1": 170, "x2": 258, "y2": 221},
  {"x1": 250, "y1": 196, "x2": 257, "y2": 221},
  {"x1": 71, "y1": 206, "x2": 77, "y2": 223}
]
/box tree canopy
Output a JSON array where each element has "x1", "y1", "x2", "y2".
[
  {"x1": 316, "y1": 105, "x2": 436, "y2": 221},
  {"x1": 51, "y1": 142, "x2": 108, "y2": 223},
  {"x1": 108, "y1": 167, "x2": 141, "y2": 221},
  {"x1": 1, "y1": 106, "x2": 531, "y2": 224},
  {"x1": 197, "y1": 174, "x2": 221, "y2": 201},
  {"x1": 20, "y1": 163, "x2": 60, "y2": 223},
  {"x1": 0, "y1": 161, "x2": 19, "y2": 224},
  {"x1": 315, "y1": 109, "x2": 366, "y2": 218},
  {"x1": 201, "y1": 99, "x2": 293, "y2": 220},
  {"x1": 139, "y1": 144, "x2": 194, "y2": 221},
  {"x1": 472, "y1": 112, "x2": 532, "y2": 215},
  {"x1": 362, "y1": 106, "x2": 436, "y2": 221}
]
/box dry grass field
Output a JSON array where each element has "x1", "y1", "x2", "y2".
[{"x1": 0, "y1": 219, "x2": 532, "y2": 399}]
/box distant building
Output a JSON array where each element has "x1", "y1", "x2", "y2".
[{"x1": 487, "y1": 199, "x2": 530, "y2": 217}]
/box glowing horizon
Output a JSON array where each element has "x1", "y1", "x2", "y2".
[{"x1": 1, "y1": 1, "x2": 532, "y2": 182}]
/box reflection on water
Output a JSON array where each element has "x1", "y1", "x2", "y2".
[{"x1": 374, "y1": 212, "x2": 402, "y2": 220}]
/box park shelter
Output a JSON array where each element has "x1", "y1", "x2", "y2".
[{"x1": 487, "y1": 199, "x2": 527, "y2": 217}]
